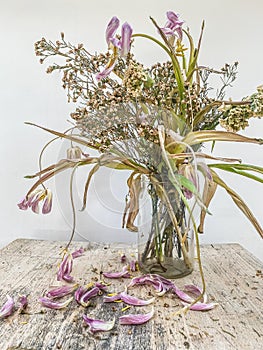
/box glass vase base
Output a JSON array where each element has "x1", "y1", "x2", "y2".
[{"x1": 138, "y1": 257, "x2": 193, "y2": 279}]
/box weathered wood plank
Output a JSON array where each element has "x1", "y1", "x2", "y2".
[{"x1": 0, "y1": 239, "x2": 262, "y2": 350}]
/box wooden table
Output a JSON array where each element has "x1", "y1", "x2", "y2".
[{"x1": 0, "y1": 239, "x2": 262, "y2": 350}]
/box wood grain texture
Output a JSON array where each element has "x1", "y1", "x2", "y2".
[{"x1": 0, "y1": 239, "x2": 262, "y2": 350}]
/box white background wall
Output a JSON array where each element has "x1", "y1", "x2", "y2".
[{"x1": 1, "y1": 0, "x2": 262, "y2": 260}]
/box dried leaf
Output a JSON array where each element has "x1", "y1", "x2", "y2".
[{"x1": 211, "y1": 170, "x2": 263, "y2": 238}]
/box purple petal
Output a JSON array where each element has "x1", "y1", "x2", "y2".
[
  {"x1": 0, "y1": 295, "x2": 15, "y2": 318},
  {"x1": 121, "y1": 254, "x2": 127, "y2": 263},
  {"x1": 163, "y1": 11, "x2": 184, "y2": 40},
  {"x1": 31, "y1": 197, "x2": 40, "y2": 214},
  {"x1": 57, "y1": 253, "x2": 74, "y2": 282},
  {"x1": 42, "y1": 189, "x2": 52, "y2": 214},
  {"x1": 181, "y1": 301, "x2": 217, "y2": 311},
  {"x1": 19, "y1": 295, "x2": 28, "y2": 310},
  {"x1": 110, "y1": 37, "x2": 121, "y2": 49},
  {"x1": 119, "y1": 308, "x2": 154, "y2": 325},
  {"x1": 80, "y1": 287, "x2": 100, "y2": 307},
  {"x1": 83, "y1": 315, "x2": 115, "y2": 333},
  {"x1": 94, "y1": 281, "x2": 108, "y2": 291},
  {"x1": 184, "y1": 284, "x2": 207, "y2": 303},
  {"x1": 129, "y1": 260, "x2": 137, "y2": 272},
  {"x1": 75, "y1": 286, "x2": 86, "y2": 304},
  {"x1": 95, "y1": 60, "x2": 116, "y2": 81},
  {"x1": 39, "y1": 296, "x2": 73, "y2": 309},
  {"x1": 103, "y1": 266, "x2": 131, "y2": 279},
  {"x1": 46, "y1": 284, "x2": 78, "y2": 299},
  {"x1": 128, "y1": 274, "x2": 174, "y2": 295},
  {"x1": 120, "y1": 22, "x2": 133, "y2": 57},
  {"x1": 104, "y1": 292, "x2": 155, "y2": 306},
  {"x1": 72, "y1": 247, "x2": 84, "y2": 259},
  {"x1": 106, "y1": 16, "x2": 120, "y2": 46},
  {"x1": 17, "y1": 197, "x2": 29, "y2": 210},
  {"x1": 75, "y1": 285, "x2": 103, "y2": 307}
]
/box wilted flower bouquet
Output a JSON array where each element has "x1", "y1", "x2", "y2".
[{"x1": 19, "y1": 11, "x2": 263, "y2": 284}]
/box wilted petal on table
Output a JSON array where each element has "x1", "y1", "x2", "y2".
[
  {"x1": 181, "y1": 301, "x2": 217, "y2": 311},
  {"x1": 46, "y1": 284, "x2": 78, "y2": 299},
  {"x1": 104, "y1": 291, "x2": 155, "y2": 306},
  {"x1": 72, "y1": 247, "x2": 84, "y2": 259},
  {"x1": 18, "y1": 295, "x2": 28, "y2": 310},
  {"x1": 184, "y1": 284, "x2": 208, "y2": 303},
  {"x1": 129, "y1": 260, "x2": 137, "y2": 272},
  {"x1": 0, "y1": 295, "x2": 15, "y2": 318},
  {"x1": 80, "y1": 287, "x2": 100, "y2": 307},
  {"x1": 39, "y1": 296, "x2": 73, "y2": 309},
  {"x1": 57, "y1": 252, "x2": 74, "y2": 282},
  {"x1": 119, "y1": 308, "x2": 154, "y2": 325},
  {"x1": 83, "y1": 314, "x2": 115, "y2": 333},
  {"x1": 120, "y1": 254, "x2": 127, "y2": 263},
  {"x1": 128, "y1": 274, "x2": 174, "y2": 295},
  {"x1": 103, "y1": 266, "x2": 131, "y2": 279},
  {"x1": 94, "y1": 281, "x2": 108, "y2": 291}
]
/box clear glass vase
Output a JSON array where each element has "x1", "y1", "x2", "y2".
[{"x1": 137, "y1": 176, "x2": 196, "y2": 279}]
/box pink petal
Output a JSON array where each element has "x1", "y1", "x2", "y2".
[
  {"x1": 17, "y1": 197, "x2": 29, "y2": 210},
  {"x1": 19, "y1": 295, "x2": 28, "y2": 310},
  {"x1": 95, "y1": 61, "x2": 116, "y2": 81},
  {"x1": 129, "y1": 260, "x2": 137, "y2": 272},
  {"x1": 42, "y1": 189, "x2": 52, "y2": 214},
  {"x1": 104, "y1": 291, "x2": 155, "y2": 306},
  {"x1": 46, "y1": 284, "x2": 78, "y2": 299},
  {"x1": 181, "y1": 301, "x2": 217, "y2": 311},
  {"x1": 39, "y1": 296, "x2": 73, "y2": 309},
  {"x1": 119, "y1": 308, "x2": 154, "y2": 325},
  {"x1": 106, "y1": 16, "x2": 120, "y2": 46},
  {"x1": 72, "y1": 247, "x2": 85, "y2": 259},
  {"x1": 57, "y1": 253, "x2": 74, "y2": 282},
  {"x1": 83, "y1": 315, "x2": 115, "y2": 333},
  {"x1": 103, "y1": 266, "x2": 131, "y2": 279},
  {"x1": 120, "y1": 22, "x2": 133, "y2": 57},
  {"x1": 0, "y1": 295, "x2": 15, "y2": 318}
]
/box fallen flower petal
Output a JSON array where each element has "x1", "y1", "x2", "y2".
[
  {"x1": 39, "y1": 296, "x2": 73, "y2": 309},
  {"x1": 94, "y1": 281, "x2": 108, "y2": 291},
  {"x1": 83, "y1": 315, "x2": 115, "y2": 333},
  {"x1": 120, "y1": 254, "x2": 127, "y2": 263},
  {"x1": 181, "y1": 301, "x2": 218, "y2": 311},
  {"x1": 103, "y1": 266, "x2": 131, "y2": 279},
  {"x1": 75, "y1": 285, "x2": 104, "y2": 307},
  {"x1": 57, "y1": 252, "x2": 74, "y2": 282},
  {"x1": 184, "y1": 284, "x2": 208, "y2": 304},
  {"x1": 0, "y1": 295, "x2": 15, "y2": 318},
  {"x1": 129, "y1": 260, "x2": 137, "y2": 272},
  {"x1": 18, "y1": 295, "x2": 28, "y2": 310},
  {"x1": 72, "y1": 247, "x2": 84, "y2": 259},
  {"x1": 119, "y1": 308, "x2": 154, "y2": 325},
  {"x1": 46, "y1": 284, "x2": 78, "y2": 299},
  {"x1": 104, "y1": 291, "x2": 155, "y2": 306},
  {"x1": 80, "y1": 287, "x2": 100, "y2": 307}
]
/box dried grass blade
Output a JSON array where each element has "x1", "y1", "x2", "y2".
[{"x1": 211, "y1": 170, "x2": 263, "y2": 238}]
